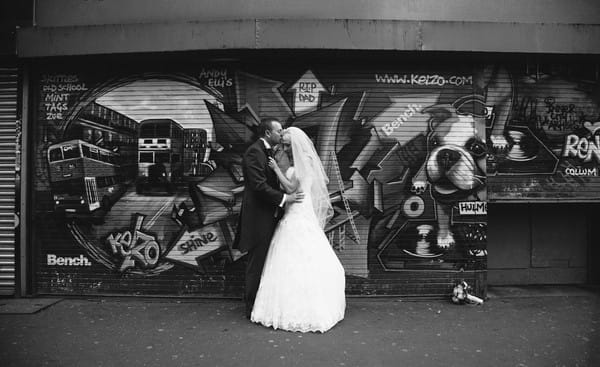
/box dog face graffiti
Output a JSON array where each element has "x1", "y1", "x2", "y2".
[{"x1": 409, "y1": 102, "x2": 487, "y2": 249}]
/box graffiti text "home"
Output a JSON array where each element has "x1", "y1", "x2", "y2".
[{"x1": 458, "y1": 201, "x2": 487, "y2": 215}]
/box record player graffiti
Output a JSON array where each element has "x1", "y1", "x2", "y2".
[
  {"x1": 368, "y1": 95, "x2": 487, "y2": 271},
  {"x1": 485, "y1": 64, "x2": 600, "y2": 200}
]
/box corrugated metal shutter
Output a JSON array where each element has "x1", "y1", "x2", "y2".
[{"x1": 0, "y1": 67, "x2": 17, "y2": 295}]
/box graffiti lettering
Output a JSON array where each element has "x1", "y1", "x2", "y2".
[
  {"x1": 299, "y1": 94, "x2": 316, "y2": 102},
  {"x1": 42, "y1": 84, "x2": 87, "y2": 93},
  {"x1": 458, "y1": 202, "x2": 487, "y2": 215},
  {"x1": 374, "y1": 74, "x2": 472, "y2": 87},
  {"x1": 179, "y1": 232, "x2": 218, "y2": 254},
  {"x1": 380, "y1": 104, "x2": 422, "y2": 136},
  {"x1": 207, "y1": 78, "x2": 233, "y2": 87},
  {"x1": 44, "y1": 93, "x2": 69, "y2": 102},
  {"x1": 47, "y1": 254, "x2": 92, "y2": 266},
  {"x1": 537, "y1": 97, "x2": 582, "y2": 132},
  {"x1": 563, "y1": 134, "x2": 600, "y2": 163},
  {"x1": 41, "y1": 74, "x2": 87, "y2": 120},
  {"x1": 199, "y1": 68, "x2": 227, "y2": 79},
  {"x1": 199, "y1": 68, "x2": 233, "y2": 88},
  {"x1": 41, "y1": 74, "x2": 80, "y2": 83},
  {"x1": 564, "y1": 167, "x2": 598, "y2": 176},
  {"x1": 44, "y1": 102, "x2": 68, "y2": 113},
  {"x1": 105, "y1": 215, "x2": 160, "y2": 272}
]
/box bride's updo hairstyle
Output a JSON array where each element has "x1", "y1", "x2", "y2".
[{"x1": 285, "y1": 127, "x2": 334, "y2": 229}]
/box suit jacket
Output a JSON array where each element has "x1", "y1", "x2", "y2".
[{"x1": 233, "y1": 139, "x2": 284, "y2": 252}]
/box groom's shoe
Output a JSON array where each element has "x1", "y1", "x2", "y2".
[{"x1": 245, "y1": 301, "x2": 253, "y2": 320}]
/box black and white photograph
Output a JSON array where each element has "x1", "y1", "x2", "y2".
[{"x1": 1, "y1": 1, "x2": 599, "y2": 366}]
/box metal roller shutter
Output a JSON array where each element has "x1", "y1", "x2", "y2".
[{"x1": 0, "y1": 67, "x2": 17, "y2": 295}]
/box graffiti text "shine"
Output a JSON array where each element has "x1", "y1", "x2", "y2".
[
  {"x1": 179, "y1": 232, "x2": 218, "y2": 254},
  {"x1": 563, "y1": 134, "x2": 600, "y2": 164}
]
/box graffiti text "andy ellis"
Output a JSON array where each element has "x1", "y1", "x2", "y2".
[
  {"x1": 380, "y1": 104, "x2": 421, "y2": 136},
  {"x1": 199, "y1": 68, "x2": 233, "y2": 87},
  {"x1": 105, "y1": 214, "x2": 160, "y2": 272},
  {"x1": 563, "y1": 134, "x2": 600, "y2": 164}
]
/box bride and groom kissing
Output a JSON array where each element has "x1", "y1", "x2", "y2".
[{"x1": 233, "y1": 118, "x2": 346, "y2": 333}]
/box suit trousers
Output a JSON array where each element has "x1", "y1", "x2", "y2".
[{"x1": 245, "y1": 241, "x2": 271, "y2": 315}]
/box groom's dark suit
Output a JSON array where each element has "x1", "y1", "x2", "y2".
[{"x1": 234, "y1": 138, "x2": 284, "y2": 317}]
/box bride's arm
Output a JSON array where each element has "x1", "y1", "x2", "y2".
[{"x1": 268, "y1": 157, "x2": 298, "y2": 194}]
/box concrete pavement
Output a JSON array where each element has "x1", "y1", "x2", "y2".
[{"x1": 1, "y1": 286, "x2": 599, "y2": 367}]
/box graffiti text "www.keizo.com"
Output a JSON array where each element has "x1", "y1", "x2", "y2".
[{"x1": 374, "y1": 74, "x2": 473, "y2": 87}]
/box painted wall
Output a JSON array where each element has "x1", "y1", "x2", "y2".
[
  {"x1": 31, "y1": 53, "x2": 490, "y2": 296},
  {"x1": 29, "y1": 52, "x2": 600, "y2": 295},
  {"x1": 486, "y1": 61, "x2": 600, "y2": 201}
]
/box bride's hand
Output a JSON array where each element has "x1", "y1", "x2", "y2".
[{"x1": 268, "y1": 157, "x2": 280, "y2": 172}]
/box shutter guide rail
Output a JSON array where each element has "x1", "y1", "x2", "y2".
[{"x1": 0, "y1": 67, "x2": 16, "y2": 296}]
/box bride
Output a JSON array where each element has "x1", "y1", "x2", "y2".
[{"x1": 250, "y1": 127, "x2": 346, "y2": 333}]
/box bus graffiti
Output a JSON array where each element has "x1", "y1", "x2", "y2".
[{"x1": 47, "y1": 139, "x2": 128, "y2": 216}]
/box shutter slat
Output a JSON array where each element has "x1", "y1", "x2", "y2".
[{"x1": 0, "y1": 67, "x2": 15, "y2": 295}]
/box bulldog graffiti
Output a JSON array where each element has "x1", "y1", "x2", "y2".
[{"x1": 411, "y1": 97, "x2": 487, "y2": 249}]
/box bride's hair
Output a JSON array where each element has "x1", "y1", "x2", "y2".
[{"x1": 284, "y1": 127, "x2": 334, "y2": 229}]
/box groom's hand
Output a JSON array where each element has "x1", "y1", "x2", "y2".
[{"x1": 285, "y1": 191, "x2": 304, "y2": 204}]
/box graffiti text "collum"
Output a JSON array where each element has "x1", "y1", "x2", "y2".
[
  {"x1": 564, "y1": 167, "x2": 598, "y2": 176},
  {"x1": 563, "y1": 134, "x2": 600, "y2": 163}
]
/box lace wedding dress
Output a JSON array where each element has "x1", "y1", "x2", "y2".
[{"x1": 251, "y1": 167, "x2": 346, "y2": 333}]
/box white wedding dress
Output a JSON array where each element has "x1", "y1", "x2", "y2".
[{"x1": 251, "y1": 167, "x2": 346, "y2": 333}]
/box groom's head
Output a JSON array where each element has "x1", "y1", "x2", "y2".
[{"x1": 258, "y1": 117, "x2": 283, "y2": 146}]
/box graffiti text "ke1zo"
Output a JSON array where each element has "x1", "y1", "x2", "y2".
[
  {"x1": 374, "y1": 74, "x2": 473, "y2": 87},
  {"x1": 563, "y1": 134, "x2": 600, "y2": 164},
  {"x1": 105, "y1": 214, "x2": 160, "y2": 272}
]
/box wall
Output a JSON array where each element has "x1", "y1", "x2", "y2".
[
  {"x1": 32, "y1": 0, "x2": 600, "y2": 27},
  {"x1": 28, "y1": 51, "x2": 600, "y2": 296},
  {"x1": 17, "y1": 1, "x2": 600, "y2": 56},
  {"x1": 486, "y1": 58, "x2": 600, "y2": 201},
  {"x1": 30, "y1": 51, "x2": 488, "y2": 297},
  {"x1": 488, "y1": 204, "x2": 589, "y2": 285}
]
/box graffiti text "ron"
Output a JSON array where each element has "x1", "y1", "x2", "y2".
[{"x1": 563, "y1": 134, "x2": 600, "y2": 164}]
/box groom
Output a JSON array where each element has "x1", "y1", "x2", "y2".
[{"x1": 234, "y1": 117, "x2": 304, "y2": 319}]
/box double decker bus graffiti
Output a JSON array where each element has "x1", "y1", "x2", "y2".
[
  {"x1": 47, "y1": 139, "x2": 127, "y2": 214},
  {"x1": 136, "y1": 119, "x2": 184, "y2": 193}
]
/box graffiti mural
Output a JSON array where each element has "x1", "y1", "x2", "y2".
[
  {"x1": 33, "y1": 59, "x2": 491, "y2": 296},
  {"x1": 485, "y1": 63, "x2": 600, "y2": 200}
]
